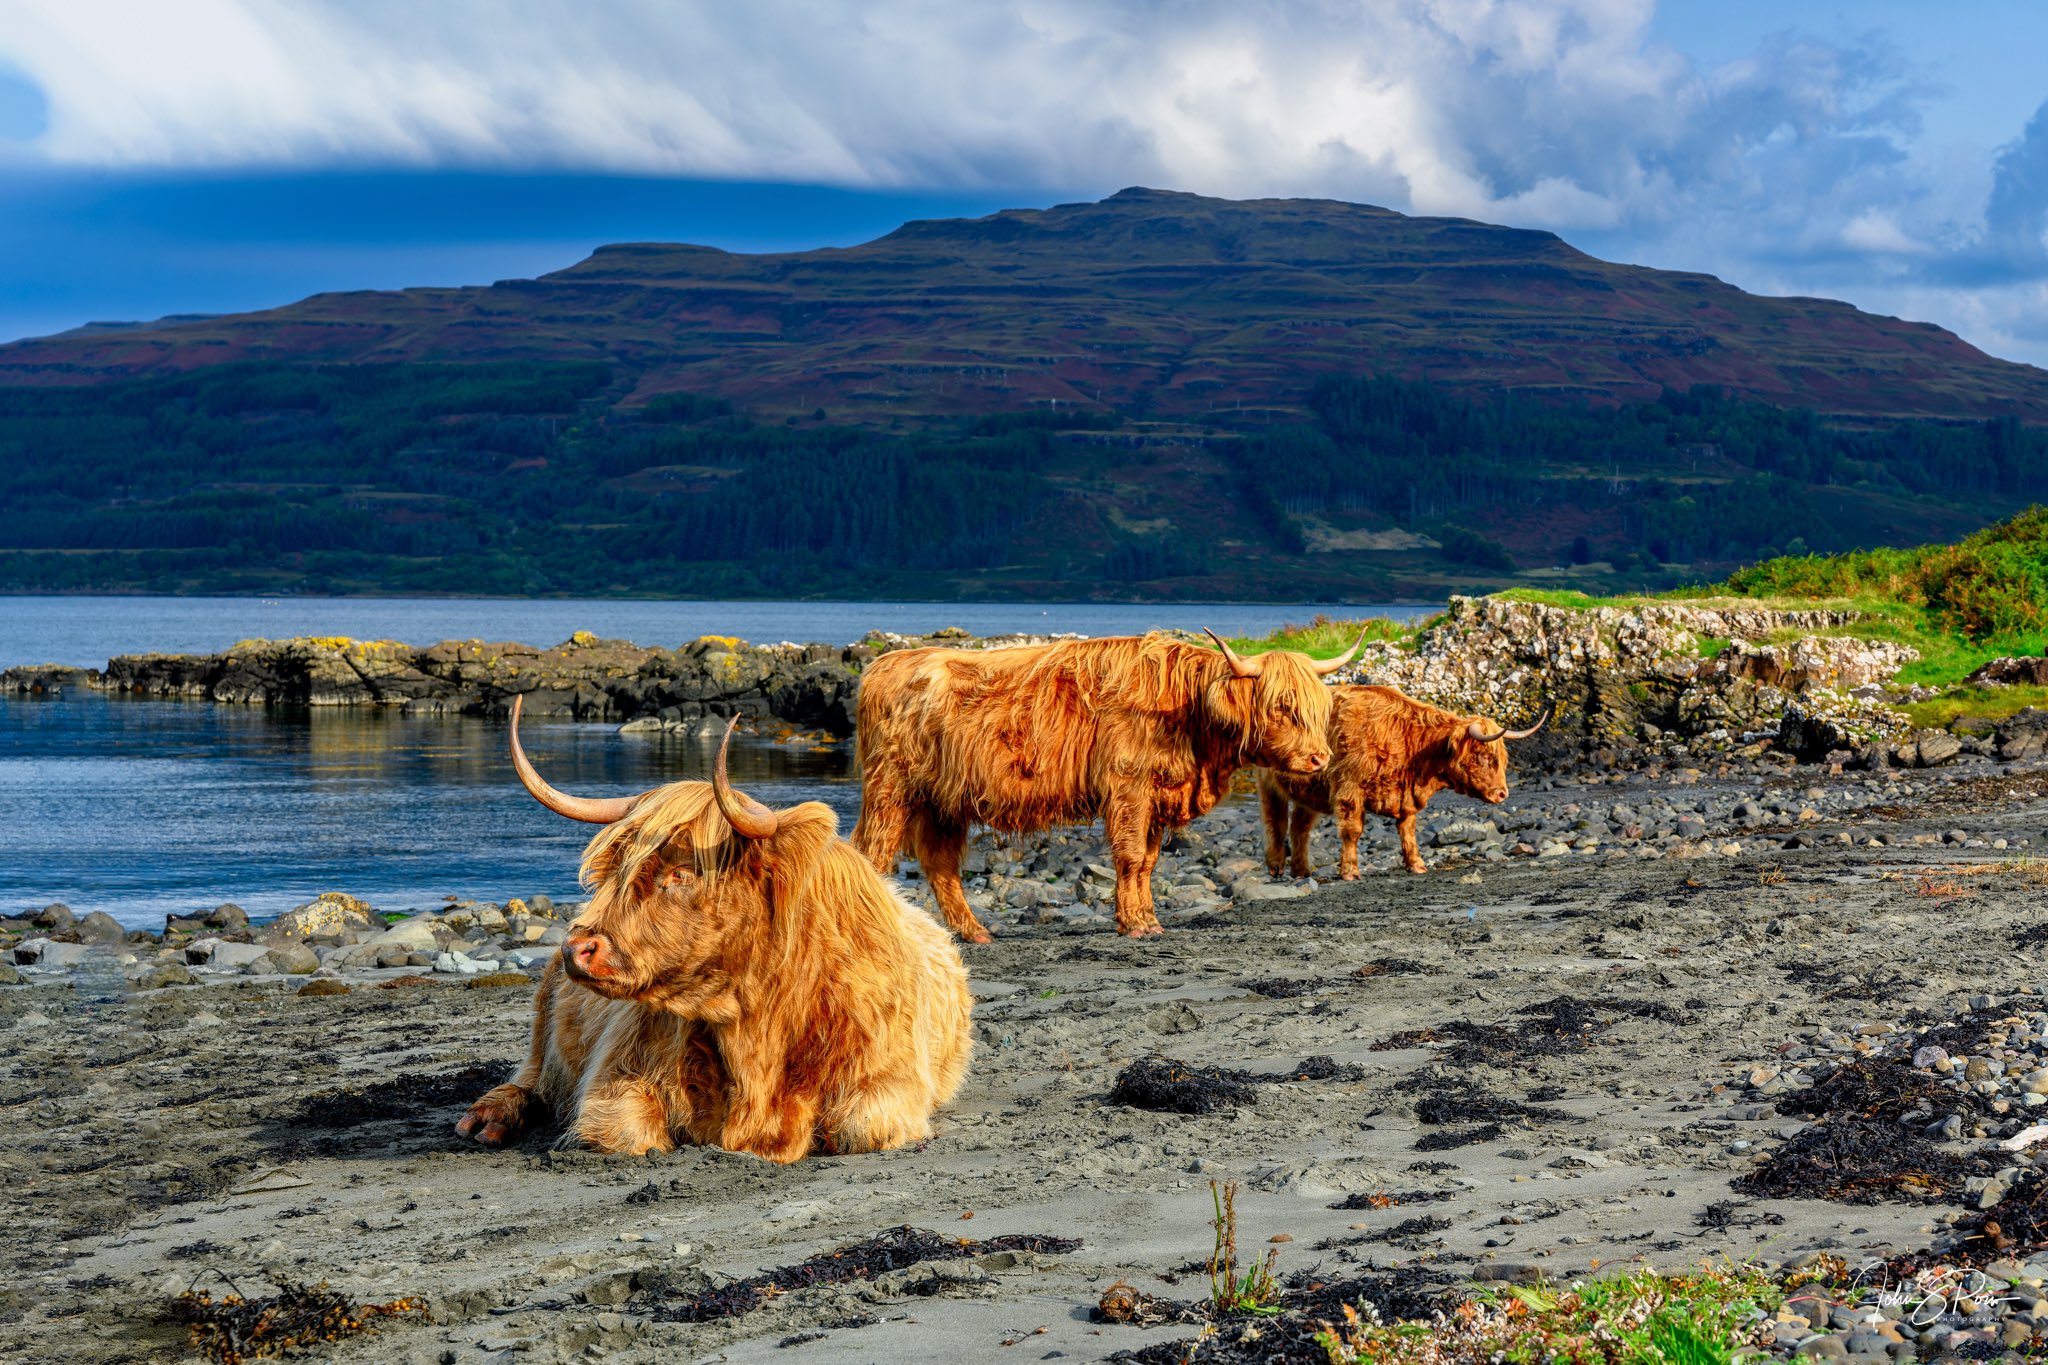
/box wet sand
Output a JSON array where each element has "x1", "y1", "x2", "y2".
[{"x1": 7, "y1": 764, "x2": 2048, "y2": 1363}]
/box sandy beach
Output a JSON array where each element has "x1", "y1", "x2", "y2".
[{"x1": 8, "y1": 751, "x2": 2048, "y2": 1363}]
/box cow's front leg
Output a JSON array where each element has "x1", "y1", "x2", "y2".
[
  {"x1": 458, "y1": 955, "x2": 561, "y2": 1147},
  {"x1": 1336, "y1": 800, "x2": 1365, "y2": 880},
  {"x1": 1287, "y1": 804, "x2": 1316, "y2": 879},
  {"x1": 573, "y1": 1076, "x2": 676, "y2": 1156},
  {"x1": 1259, "y1": 782, "x2": 1291, "y2": 877},
  {"x1": 1395, "y1": 810, "x2": 1427, "y2": 874},
  {"x1": 1105, "y1": 799, "x2": 1162, "y2": 937},
  {"x1": 722, "y1": 1089, "x2": 823, "y2": 1164}
]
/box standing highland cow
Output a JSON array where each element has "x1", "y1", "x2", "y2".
[
  {"x1": 457, "y1": 698, "x2": 971, "y2": 1161},
  {"x1": 1259, "y1": 685, "x2": 1551, "y2": 880},
  {"x1": 852, "y1": 629, "x2": 1361, "y2": 941}
]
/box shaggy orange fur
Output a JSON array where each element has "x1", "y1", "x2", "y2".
[
  {"x1": 1258, "y1": 684, "x2": 1525, "y2": 879},
  {"x1": 459, "y1": 782, "x2": 972, "y2": 1161},
  {"x1": 851, "y1": 633, "x2": 1335, "y2": 940}
]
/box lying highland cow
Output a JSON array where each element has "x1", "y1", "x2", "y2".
[
  {"x1": 457, "y1": 698, "x2": 972, "y2": 1161},
  {"x1": 853, "y1": 629, "x2": 1359, "y2": 941},
  {"x1": 1259, "y1": 685, "x2": 1551, "y2": 880}
]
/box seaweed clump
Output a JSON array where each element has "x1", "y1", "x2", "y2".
[
  {"x1": 172, "y1": 1279, "x2": 427, "y2": 1364},
  {"x1": 652, "y1": 1225, "x2": 1080, "y2": 1323},
  {"x1": 1372, "y1": 996, "x2": 1681, "y2": 1064},
  {"x1": 1740, "y1": 1054, "x2": 1989, "y2": 1205},
  {"x1": 1108, "y1": 1059, "x2": 1258, "y2": 1115},
  {"x1": 1954, "y1": 1166, "x2": 2048, "y2": 1267}
]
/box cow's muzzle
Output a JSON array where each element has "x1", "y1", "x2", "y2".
[
  {"x1": 562, "y1": 931, "x2": 622, "y2": 984},
  {"x1": 1286, "y1": 751, "x2": 1328, "y2": 775}
]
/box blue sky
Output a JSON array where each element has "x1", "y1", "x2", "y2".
[{"x1": 3, "y1": 1, "x2": 2046, "y2": 366}]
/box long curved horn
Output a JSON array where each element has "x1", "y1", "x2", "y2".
[
  {"x1": 508, "y1": 694, "x2": 644, "y2": 824},
  {"x1": 1309, "y1": 626, "x2": 1370, "y2": 677},
  {"x1": 1465, "y1": 718, "x2": 1508, "y2": 744},
  {"x1": 1202, "y1": 627, "x2": 1262, "y2": 679},
  {"x1": 711, "y1": 716, "x2": 779, "y2": 841},
  {"x1": 1502, "y1": 701, "x2": 1555, "y2": 741}
]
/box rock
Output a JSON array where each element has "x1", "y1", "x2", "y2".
[
  {"x1": 14, "y1": 938, "x2": 90, "y2": 968},
  {"x1": 297, "y1": 978, "x2": 351, "y2": 997},
  {"x1": 30, "y1": 903, "x2": 73, "y2": 931},
  {"x1": 205, "y1": 903, "x2": 250, "y2": 931},
  {"x1": 266, "y1": 893, "x2": 378, "y2": 941},
  {"x1": 0, "y1": 963, "x2": 22, "y2": 985},
  {"x1": 132, "y1": 962, "x2": 197, "y2": 989},
  {"x1": 466, "y1": 972, "x2": 532, "y2": 989},
  {"x1": 185, "y1": 938, "x2": 273, "y2": 970},
  {"x1": 1911, "y1": 730, "x2": 1963, "y2": 767},
  {"x1": 73, "y1": 911, "x2": 126, "y2": 944},
  {"x1": 1237, "y1": 881, "x2": 1311, "y2": 901},
  {"x1": 1997, "y1": 708, "x2": 2048, "y2": 762},
  {"x1": 254, "y1": 943, "x2": 320, "y2": 975}
]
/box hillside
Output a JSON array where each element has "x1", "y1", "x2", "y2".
[
  {"x1": 6, "y1": 188, "x2": 2045, "y2": 423},
  {"x1": 2, "y1": 189, "x2": 2047, "y2": 600}
]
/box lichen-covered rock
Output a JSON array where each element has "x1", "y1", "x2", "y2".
[
  {"x1": 1777, "y1": 690, "x2": 1911, "y2": 761},
  {"x1": 265, "y1": 893, "x2": 378, "y2": 941},
  {"x1": 1968, "y1": 655, "x2": 2048, "y2": 687}
]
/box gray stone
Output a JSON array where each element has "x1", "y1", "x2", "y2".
[
  {"x1": 14, "y1": 938, "x2": 90, "y2": 968},
  {"x1": 74, "y1": 911, "x2": 126, "y2": 944},
  {"x1": 254, "y1": 942, "x2": 320, "y2": 975},
  {"x1": 185, "y1": 938, "x2": 273, "y2": 970},
  {"x1": 30, "y1": 903, "x2": 73, "y2": 931},
  {"x1": 0, "y1": 963, "x2": 21, "y2": 985},
  {"x1": 132, "y1": 962, "x2": 197, "y2": 989},
  {"x1": 265, "y1": 893, "x2": 378, "y2": 941},
  {"x1": 205, "y1": 903, "x2": 250, "y2": 931}
]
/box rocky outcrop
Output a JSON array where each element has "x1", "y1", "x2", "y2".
[
  {"x1": 2, "y1": 627, "x2": 1084, "y2": 738},
  {"x1": 1968, "y1": 655, "x2": 2048, "y2": 687},
  {"x1": 1335, "y1": 596, "x2": 1915, "y2": 766}
]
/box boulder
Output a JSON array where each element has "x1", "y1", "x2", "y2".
[
  {"x1": 264, "y1": 893, "x2": 378, "y2": 942},
  {"x1": 1997, "y1": 708, "x2": 2048, "y2": 763},
  {"x1": 1909, "y1": 730, "x2": 1963, "y2": 768},
  {"x1": 1968, "y1": 656, "x2": 2048, "y2": 687},
  {"x1": 73, "y1": 911, "x2": 127, "y2": 944},
  {"x1": 205, "y1": 903, "x2": 250, "y2": 931},
  {"x1": 131, "y1": 962, "x2": 197, "y2": 990},
  {"x1": 0, "y1": 963, "x2": 22, "y2": 985},
  {"x1": 185, "y1": 938, "x2": 273, "y2": 970},
  {"x1": 14, "y1": 938, "x2": 91, "y2": 968},
  {"x1": 30, "y1": 903, "x2": 73, "y2": 932},
  {"x1": 253, "y1": 943, "x2": 320, "y2": 975}
]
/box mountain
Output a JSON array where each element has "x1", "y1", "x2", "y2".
[
  {"x1": 5, "y1": 187, "x2": 2043, "y2": 424},
  {"x1": 2, "y1": 189, "x2": 2046, "y2": 603}
]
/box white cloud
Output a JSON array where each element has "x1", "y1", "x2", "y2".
[{"x1": 5, "y1": 0, "x2": 2048, "y2": 366}]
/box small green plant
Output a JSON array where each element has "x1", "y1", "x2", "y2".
[{"x1": 1207, "y1": 1180, "x2": 1283, "y2": 1316}]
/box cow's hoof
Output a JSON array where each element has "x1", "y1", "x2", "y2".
[
  {"x1": 1404, "y1": 863, "x2": 1428, "y2": 875},
  {"x1": 456, "y1": 1091, "x2": 525, "y2": 1147},
  {"x1": 1116, "y1": 921, "x2": 1164, "y2": 938},
  {"x1": 961, "y1": 929, "x2": 994, "y2": 945},
  {"x1": 1339, "y1": 871, "x2": 1359, "y2": 882}
]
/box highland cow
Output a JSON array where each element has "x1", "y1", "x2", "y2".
[
  {"x1": 851, "y1": 629, "x2": 1361, "y2": 941},
  {"x1": 457, "y1": 698, "x2": 972, "y2": 1161},
  {"x1": 1258, "y1": 685, "x2": 1551, "y2": 880}
]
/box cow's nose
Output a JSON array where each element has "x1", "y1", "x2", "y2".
[
  {"x1": 1304, "y1": 751, "x2": 1327, "y2": 771},
  {"x1": 565, "y1": 933, "x2": 612, "y2": 980}
]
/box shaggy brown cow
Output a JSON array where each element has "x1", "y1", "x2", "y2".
[
  {"x1": 1259, "y1": 685, "x2": 1551, "y2": 880},
  {"x1": 852, "y1": 629, "x2": 1360, "y2": 941},
  {"x1": 457, "y1": 698, "x2": 972, "y2": 1161}
]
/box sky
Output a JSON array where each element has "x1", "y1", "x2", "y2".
[{"x1": 2, "y1": 1, "x2": 2046, "y2": 367}]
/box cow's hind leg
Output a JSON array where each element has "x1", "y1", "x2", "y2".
[
  {"x1": 910, "y1": 810, "x2": 989, "y2": 943},
  {"x1": 1106, "y1": 799, "x2": 1163, "y2": 938},
  {"x1": 1287, "y1": 804, "x2": 1316, "y2": 879},
  {"x1": 1259, "y1": 782, "x2": 1291, "y2": 877},
  {"x1": 457, "y1": 956, "x2": 561, "y2": 1147}
]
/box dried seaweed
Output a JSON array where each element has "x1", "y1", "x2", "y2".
[
  {"x1": 1415, "y1": 1123, "x2": 1504, "y2": 1151},
  {"x1": 651, "y1": 1225, "x2": 1080, "y2": 1323},
  {"x1": 1954, "y1": 1167, "x2": 2048, "y2": 1267},
  {"x1": 1774, "y1": 1057, "x2": 1974, "y2": 1125},
  {"x1": 1237, "y1": 976, "x2": 1322, "y2": 998},
  {"x1": 1108, "y1": 1059, "x2": 1258, "y2": 1114},
  {"x1": 171, "y1": 1279, "x2": 427, "y2": 1364},
  {"x1": 1736, "y1": 1117, "x2": 1984, "y2": 1205},
  {"x1": 1328, "y1": 1190, "x2": 1453, "y2": 1211},
  {"x1": 289, "y1": 1062, "x2": 510, "y2": 1127},
  {"x1": 1371, "y1": 996, "x2": 1681, "y2": 1064}
]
